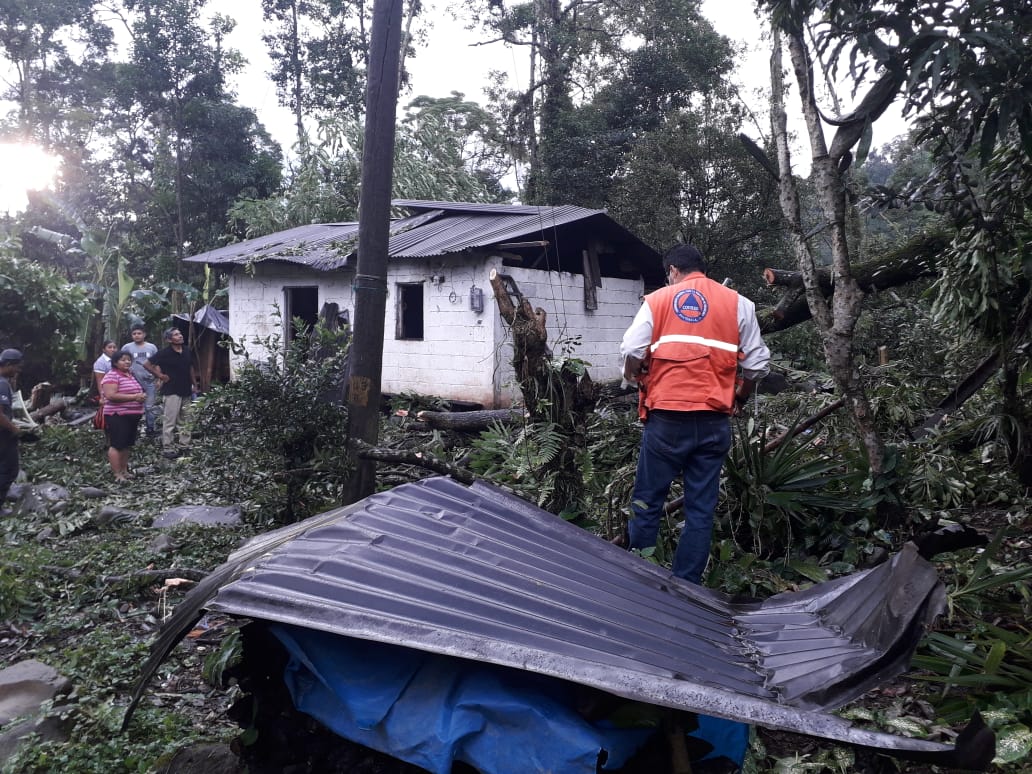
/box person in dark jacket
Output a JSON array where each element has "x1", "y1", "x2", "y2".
[{"x1": 144, "y1": 328, "x2": 199, "y2": 459}]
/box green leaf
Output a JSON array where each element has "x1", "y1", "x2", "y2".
[
  {"x1": 994, "y1": 724, "x2": 1032, "y2": 764},
  {"x1": 984, "y1": 640, "x2": 1007, "y2": 674},
  {"x1": 787, "y1": 559, "x2": 828, "y2": 583}
]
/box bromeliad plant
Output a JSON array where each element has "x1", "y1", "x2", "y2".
[{"x1": 722, "y1": 413, "x2": 859, "y2": 560}]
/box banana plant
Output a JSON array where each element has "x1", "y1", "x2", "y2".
[{"x1": 28, "y1": 198, "x2": 166, "y2": 363}]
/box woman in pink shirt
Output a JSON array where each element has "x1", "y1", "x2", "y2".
[{"x1": 101, "y1": 351, "x2": 146, "y2": 481}]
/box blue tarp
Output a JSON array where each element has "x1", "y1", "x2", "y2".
[{"x1": 271, "y1": 623, "x2": 748, "y2": 773}]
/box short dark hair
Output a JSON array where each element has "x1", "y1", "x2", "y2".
[
  {"x1": 164, "y1": 327, "x2": 179, "y2": 341},
  {"x1": 663, "y1": 244, "x2": 707, "y2": 275},
  {"x1": 113, "y1": 351, "x2": 133, "y2": 367},
  {"x1": 131, "y1": 325, "x2": 146, "y2": 333}
]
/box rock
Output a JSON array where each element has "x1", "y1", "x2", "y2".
[
  {"x1": 0, "y1": 712, "x2": 71, "y2": 765},
  {"x1": 94, "y1": 505, "x2": 140, "y2": 527},
  {"x1": 757, "y1": 371, "x2": 792, "y2": 395},
  {"x1": 35, "y1": 483, "x2": 70, "y2": 503},
  {"x1": 14, "y1": 487, "x2": 45, "y2": 517},
  {"x1": 0, "y1": 660, "x2": 73, "y2": 764},
  {"x1": 49, "y1": 501, "x2": 68, "y2": 515},
  {"x1": 4, "y1": 483, "x2": 27, "y2": 502},
  {"x1": 155, "y1": 742, "x2": 245, "y2": 773},
  {"x1": 78, "y1": 487, "x2": 107, "y2": 499},
  {"x1": 147, "y1": 534, "x2": 178, "y2": 555},
  {"x1": 0, "y1": 660, "x2": 72, "y2": 726},
  {"x1": 35, "y1": 527, "x2": 55, "y2": 542},
  {"x1": 152, "y1": 505, "x2": 242, "y2": 529}
]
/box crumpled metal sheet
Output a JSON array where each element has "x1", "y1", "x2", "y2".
[{"x1": 126, "y1": 477, "x2": 993, "y2": 767}]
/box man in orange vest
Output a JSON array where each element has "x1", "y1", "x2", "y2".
[{"x1": 620, "y1": 245, "x2": 770, "y2": 583}]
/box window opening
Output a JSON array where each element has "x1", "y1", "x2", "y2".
[
  {"x1": 284, "y1": 286, "x2": 319, "y2": 342},
  {"x1": 396, "y1": 283, "x2": 424, "y2": 340}
]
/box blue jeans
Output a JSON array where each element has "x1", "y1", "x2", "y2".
[{"x1": 628, "y1": 410, "x2": 732, "y2": 584}]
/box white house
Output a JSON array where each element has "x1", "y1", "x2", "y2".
[{"x1": 185, "y1": 200, "x2": 664, "y2": 408}]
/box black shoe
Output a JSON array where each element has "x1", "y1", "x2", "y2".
[{"x1": 161, "y1": 449, "x2": 180, "y2": 459}]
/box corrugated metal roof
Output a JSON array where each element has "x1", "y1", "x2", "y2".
[
  {"x1": 185, "y1": 223, "x2": 360, "y2": 269},
  {"x1": 125, "y1": 477, "x2": 992, "y2": 767},
  {"x1": 393, "y1": 199, "x2": 594, "y2": 217},
  {"x1": 182, "y1": 201, "x2": 653, "y2": 269}
]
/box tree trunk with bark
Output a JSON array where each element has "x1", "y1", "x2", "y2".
[
  {"x1": 488, "y1": 269, "x2": 596, "y2": 513},
  {"x1": 770, "y1": 26, "x2": 897, "y2": 516},
  {"x1": 416, "y1": 409, "x2": 526, "y2": 431}
]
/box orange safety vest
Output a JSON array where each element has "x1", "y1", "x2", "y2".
[{"x1": 638, "y1": 273, "x2": 740, "y2": 419}]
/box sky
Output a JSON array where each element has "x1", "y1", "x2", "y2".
[
  {"x1": 210, "y1": 0, "x2": 910, "y2": 165},
  {"x1": 0, "y1": 0, "x2": 910, "y2": 213}
]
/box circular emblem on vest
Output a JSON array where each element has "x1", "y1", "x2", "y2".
[{"x1": 672, "y1": 288, "x2": 709, "y2": 323}]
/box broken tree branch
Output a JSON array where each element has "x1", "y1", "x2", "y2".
[
  {"x1": 763, "y1": 398, "x2": 846, "y2": 454},
  {"x1": 101, "y1": 568, "x2": 208, "y2": 586},
  {"x1": 351, "y1": 438, "x2": 476, "y2": 485}
]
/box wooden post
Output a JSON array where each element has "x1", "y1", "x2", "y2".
[{"x1": 345, "y1": 0, "x2": 404, "y2": 503}]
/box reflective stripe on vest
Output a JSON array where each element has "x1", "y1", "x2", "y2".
[{"x1": 651, "y1": 333, "x2": 739, "y2": 354}]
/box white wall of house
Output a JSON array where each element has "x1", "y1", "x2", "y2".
[
  {"x1": 227, "y1": 262, "x2": 355, "y2": 361},
  {"x1": 227, "y1": 257, "x2": 644, "y2": 408},
  {"x1": 491, "y1": 263, "x2": 644, "y2": 400},
  {"x1": 381, "y1": 258, "x2": 498, "y2": 406}
]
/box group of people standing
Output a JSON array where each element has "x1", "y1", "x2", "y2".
[{"x1": 92, "y1": 326, "x2": 199, "y2": 480}]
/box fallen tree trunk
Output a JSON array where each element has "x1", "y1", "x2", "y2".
[
  {"x1": 760, "y1": 232, "x2": 948, "y2": 333},
  {"x1": 29, "y1": 399, "x2": 72, "y2": 422},
  {"x1": 416, "y1": 408, "x2": 525, "y2": 431}
]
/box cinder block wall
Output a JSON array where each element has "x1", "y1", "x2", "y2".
[
  {"x1": 380, "y1": 260, "x2": 497, "y2": 406},
  {"x1": 227, "y1": 263, "x2": 355, "y2": 362},
  {"x1": 228, "y1": 260, "x2": 644, "y2": 408},
  {"x1": 495, "y1": 265, "x2": 644, "y2": 398}
]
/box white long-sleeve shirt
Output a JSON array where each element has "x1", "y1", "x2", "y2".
[{"x1": 620, "y1": 293, "x2": 771, "y2": 384}]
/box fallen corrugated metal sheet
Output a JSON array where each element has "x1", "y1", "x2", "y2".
[
  {"x1": 171, "y1": 304, "x2": 230, "y2": 335},
  {"x1": 125, "y1": 477, "x2": 993, "y2": 767},
  {"x1": 182, "y1": 200, "x2": 658, "y2": 271}
]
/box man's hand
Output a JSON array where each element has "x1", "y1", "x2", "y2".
[{"x1": 623, "y1": 355, "x2": 646, "y2": 384}]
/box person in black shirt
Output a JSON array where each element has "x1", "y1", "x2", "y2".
[{"x1": 144, "y1": 328, "x2": 199, "y2": 459}]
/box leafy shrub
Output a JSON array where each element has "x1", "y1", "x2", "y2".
[
  {"x1": 0, "y1": 245, "x2": 92, "y2": 386},
  {"x1": 194, "y1": 320, "x2": 351, "y2": 523}
]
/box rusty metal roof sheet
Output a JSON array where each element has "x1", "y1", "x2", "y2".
[
  {"x1": 182, "y1": 200, "x2": 656, "y2": 270},
  {"x1": 126, "y1": 477, "x2": 992, "y2": 767}
]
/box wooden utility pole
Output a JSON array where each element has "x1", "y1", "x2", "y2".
[{"x1": 345, "y1": 0, "x2": 404, "y2": 503}]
